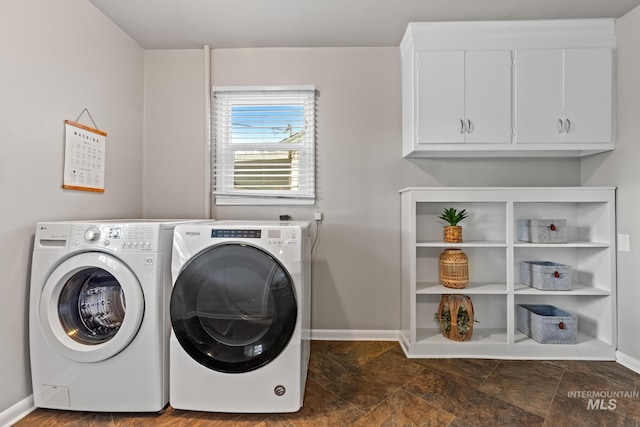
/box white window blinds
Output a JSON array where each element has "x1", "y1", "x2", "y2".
[{"x1": 213, "y1": 86, "x2": 316, "y2": 205}]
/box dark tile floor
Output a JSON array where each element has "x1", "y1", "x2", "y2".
[{"x1": 15, "y1": 341, "x2": 640, "y2": 426}]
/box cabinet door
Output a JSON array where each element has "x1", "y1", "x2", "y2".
[
  {"x1": 416, "y1": 51, "x2": 465, "y2": 144},
  {"x1": 514, "y1": 49, "x2": 564, "y2": 144},
  {"x1": 564, "y1": 49, "x2": 613, "y2": 144},
  {"x1": 465, "y1": 50, "x2": 513, "y2": 144}
]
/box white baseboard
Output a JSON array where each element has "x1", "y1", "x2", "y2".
[
  {"x1": 310, "y1": 329, "x2": 400, "y2": 341},
  {"x1": 616, "y1": 350, "x2": 640, "y2": 374},
  {"x1": 0, "y1": 395, "x2": 35, "y2": 427}
]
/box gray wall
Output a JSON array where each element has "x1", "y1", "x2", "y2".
[
  {"x1": 143, "y1": 47, "x2": 581, "y2": 332},
  {"x1": 0, "y1": 0, "x2": 144, "y2": 416},
  {"x1": 143, "y1": 50, "x2": 208, "y2": 219},
  {"x1": 583, "y1": 6, "x2": 640, "y2": 364}
]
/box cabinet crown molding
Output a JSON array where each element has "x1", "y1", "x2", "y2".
[{"x1": 401, "y1": 19, "x2": 616, "y2": 52}]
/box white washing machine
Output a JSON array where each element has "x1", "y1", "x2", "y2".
[
  {"x1": 29, "y1": 220, "x2": 204, "y2": 412},
  {"x1": 169, "y1": 221, "x2": 311, "y2": 413}
]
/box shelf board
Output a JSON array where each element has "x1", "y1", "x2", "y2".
[
  {"x1": 417, "y1": 282, "x2": 508, "y2": 295},
  {"x1": 417, "y1": 328, "x2": 507, "y2": 345},
  {"x1": 407, "y1": 328, "x2": 509, "y2": 357},
  {"x1": 513, "y1": 331, "x2": 615, "y2": 359},
  {"x1": 417, "y1": 240, "x2": 507, "y2": 248},
  {"x1": 404, "y1": 330, "x2": 615, "y2": 359},
  {"x1": 514, "y1": 241, "x2": 610, "y2": 248},
  {"x1": 514, "y1": 283, "x2": 611, "y2": 296}
]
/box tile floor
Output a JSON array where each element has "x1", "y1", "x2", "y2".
[{"x1": 15, "y1": 341, "x2": 640, "y2": 426}]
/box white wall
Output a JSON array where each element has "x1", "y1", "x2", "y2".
[
  {"x1": 0, "y1": 0, "x2": 144, "y2": 415},
  {"x1": 582, "y1": 6, "x2": 640, "y2": 366}
]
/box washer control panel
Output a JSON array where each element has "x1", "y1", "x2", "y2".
[{"x1": 71, "y1": 223, "x2": 160, "y2": 252}]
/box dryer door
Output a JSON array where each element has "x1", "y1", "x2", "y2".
[
  {"x1": 170, "y1": 243, "x2": 297, "y2": 373},
  {"x1": 39, "y1": 252, "x2": 144, "y2": 363}
]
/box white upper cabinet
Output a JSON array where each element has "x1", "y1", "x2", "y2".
[
  {"x1": 515, "y1": 48, "x2": 613, "y2": 144},
  {"x1": 417, "y1": 51, "x2": 465, "y2": 144},
  {"x1": 564, "y1": 49, "x2": 613, "y2": 144},
  {"x1": 417, "y1": 50, "x2": 512, "y2": 144},
  {"x1": 401, "y1": 20, "x2": 616, "y2": 158}
]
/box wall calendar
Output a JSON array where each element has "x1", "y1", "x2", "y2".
[{"x1": 63, "y1": 120, "x2": 107, "y2": 192}]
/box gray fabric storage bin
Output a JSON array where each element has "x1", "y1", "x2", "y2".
[
  {"x1": 517, "y1": 219, "x2": 567, "y2": 243},
  {"x1": 517, "y1": 304, "x2": 577, "y2": 344},
  {"x1": 520, "y1": 261, "x2": 571, "y2": 291}
]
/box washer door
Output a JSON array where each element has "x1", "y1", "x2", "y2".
[
  {"x1": 39, "y1": 252, "x2": 144, "y2": 363},
  {"x1": 170, "y1": 243, "x2": 297, "y2": 373}
]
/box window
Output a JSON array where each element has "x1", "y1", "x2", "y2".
[{"x1": 213, "y1": 86, "x2": 316, "y2": 205}]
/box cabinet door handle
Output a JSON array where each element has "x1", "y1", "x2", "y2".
[
  {"x1": 557, "y1": 119, "x2": 564, "y2": 133},
  {"x1": 564, "y1": 118, "x2": 571, "y2": 133},
  {"x1": 460, "y1": 119, "x2": 466, "y2": 134},
  {"x1": 467, "y1": 119, "x2": 473, "y2": 134}
]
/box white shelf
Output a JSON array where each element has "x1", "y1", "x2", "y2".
[
  {"x1": 514, "y1": 241, "x2": 610, "y2": 248},
  {"x1": 513, "y1": 331, "x2": 616, "y2": 360},
  {"x1": 401, "y1": 187, "x2": 617, "y2": 360},
  {"x1": 417, "y1": 240, "x2": 507, "y2": 248},
  {"x1": 514, "y1": 283, "x2": 611, "y2": 296},
  {"x1": 402, "y1": 328, "x2": 509, "y2": 358},
  {"x1": 417, "y1": 328, "x2": 508, "y2": 344},
  {"x1": 417, "y1": 282, "x2": 507, "y2": 295}
]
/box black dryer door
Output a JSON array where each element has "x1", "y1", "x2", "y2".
[{"x1": 170, "y1": 243, "x2": 297, "y2": 373}]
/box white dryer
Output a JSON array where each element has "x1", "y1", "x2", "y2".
[
  {"x1": 169, "y1": 221, "x2": 311, "y2": 413},
  {"x1": 29, "y1": 220, "x2": 203, "y2": 412}
]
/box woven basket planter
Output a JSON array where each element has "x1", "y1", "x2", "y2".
[
  {"x1": 436, "y1": 294, "x2": 474, "y2": 341},
  {"x1": 444, "y1": 225, "x2": 463, "y2": 243},
  {"x1": 439, "y1": 248, "x2": 469, "y2": 289}
]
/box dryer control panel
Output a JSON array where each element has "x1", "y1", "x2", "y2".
[
  {"x1": 211, "y1": 228, "x2": 299, "y2": 248},
  {"x1": 204, "y1": 226, "x2": 304, "y2": 262},
  {"x1": 211, "y1": 229, "x2": 261, "y2": 239}
]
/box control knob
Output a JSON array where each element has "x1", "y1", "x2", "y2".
[{"x1": 84, "y1": 227, "x2": 101, "y2": 243}]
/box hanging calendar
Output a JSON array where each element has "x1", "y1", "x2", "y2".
[{"x1": 63, "y1": 120, "x2": 107, "y2": 192}]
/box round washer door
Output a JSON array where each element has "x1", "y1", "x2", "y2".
[
  {"x1": 39, "y1": 252, "x2": 144, "y2": 363},
  {"x1": 170, "y1": 243, "x2": 297, "y2": 373}
]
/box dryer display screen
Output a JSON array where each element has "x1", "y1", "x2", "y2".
[{"x1": 211, "y1": 229, "x2": 261, "y2": 238}]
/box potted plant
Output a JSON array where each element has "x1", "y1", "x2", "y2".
[{"x1": 439, "y1": 207, "x2": 468, "y2": 243}]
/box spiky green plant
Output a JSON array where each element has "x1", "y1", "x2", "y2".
[{"x1": 438, "y1": 208, "x2": 468, "y2": 226}]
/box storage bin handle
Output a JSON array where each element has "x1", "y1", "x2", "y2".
[
  {"x1": 549, "y1": 224, "x2": 557, "y2": 231},
  {"x1": 554, "y1": 271, "x2": 560, "y2": 278},
  {"x1": 559, "y1": 322, "x2": 565, "y2": 330}
]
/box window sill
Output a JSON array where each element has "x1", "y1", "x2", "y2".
[{"x1": 215, "y1": 195, "x2": 315, "y2": 206}]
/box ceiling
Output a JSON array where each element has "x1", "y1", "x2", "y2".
[{"x1": 88, "y1": 0, "x2": 640, "y2": 49}]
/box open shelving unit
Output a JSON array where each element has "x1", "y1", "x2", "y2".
[{"x1": 400, "y1": 187, "x2": 616, "y2": 359}]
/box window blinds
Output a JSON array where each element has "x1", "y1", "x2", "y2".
[{"x1": 213, "y1": 86, "x2": 316, "y2": 204}]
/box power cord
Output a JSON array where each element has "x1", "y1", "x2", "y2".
[{"x1": 311, "y1": 219, "x2": 320, "y2": 255}]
